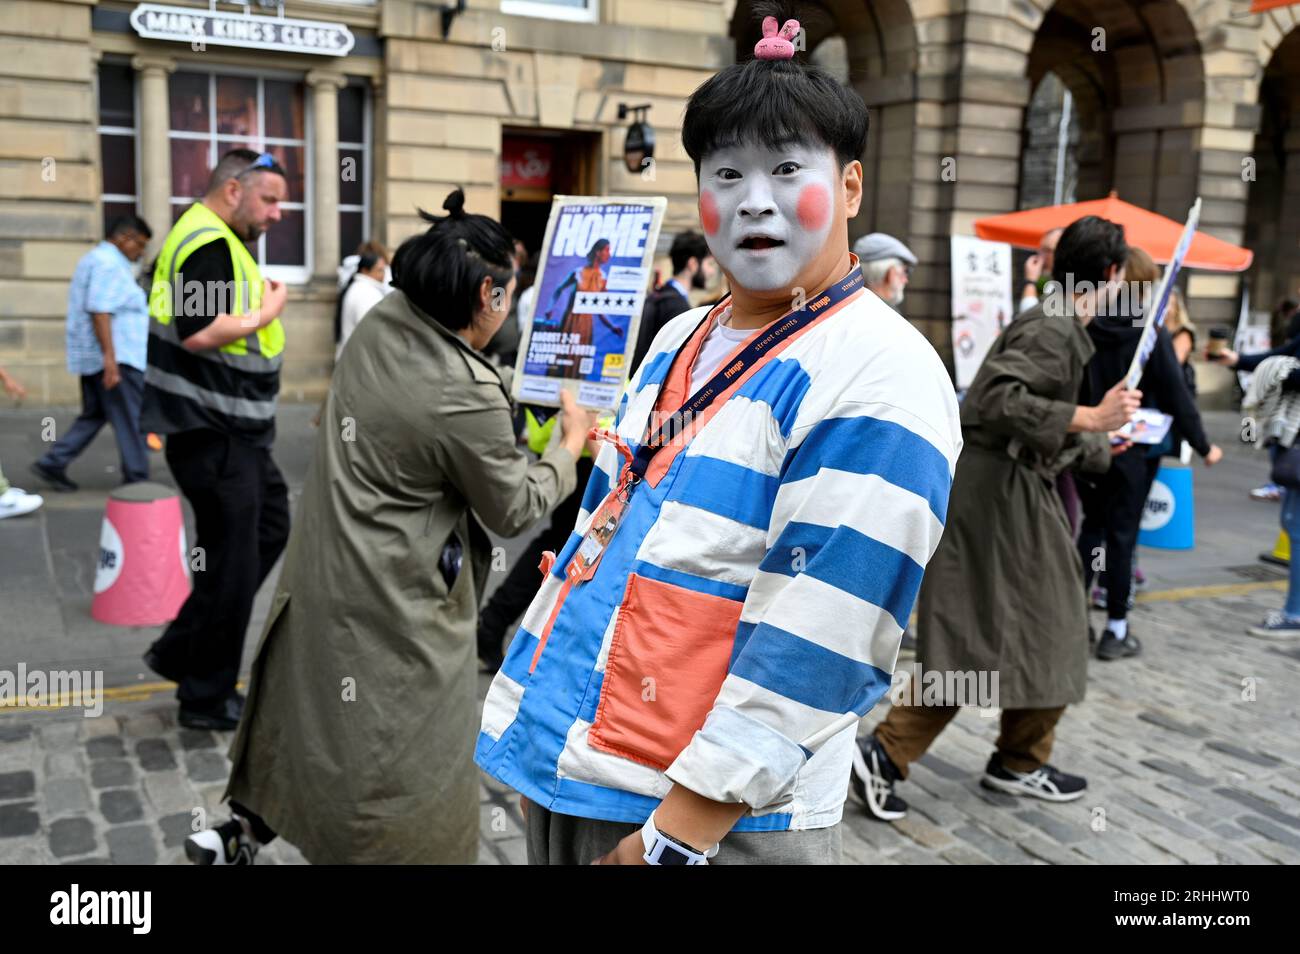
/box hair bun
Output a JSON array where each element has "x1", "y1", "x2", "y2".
[{"x1": 442, "y1": 188, "x2": 467, "y2": 219}]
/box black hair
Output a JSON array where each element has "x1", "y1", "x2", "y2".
[
  {"x1": 334, "y1": 252, "x2": 383, "y2": 345},
  {"x1": 206, "y1": 148, "x2": 288, "y2": 194},
  {"x1": 390, "y1": 188, "x2": 516, "y2": 332},
  {"x1": 681, "y1": 4, "x2": 868, "y2": 175},
  {"x1": 1052, "y1": 215, "x2": 1128, "y2": 287},
  {"x1": 586, "y1": 239, "x2": 610, "y2": 266},
  {"x1": 669, "y1": 231, "x2": 710, "y2": 274},
  {"x1": 106, "y1": 215, "x2": 152, "y2": 240}
]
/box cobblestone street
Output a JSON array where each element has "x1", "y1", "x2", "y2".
[{"x1": 2, "y1": 407, "x2": 1299, "y2": 864}]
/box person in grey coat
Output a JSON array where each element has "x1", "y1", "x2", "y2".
[
  {"x1": 849, "y1": 216, "x2": 1142, "y2": 822},
  {"x1": 185, "y1": 189, "x2": 592, "y2": 864}
]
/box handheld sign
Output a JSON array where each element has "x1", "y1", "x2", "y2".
[
  {"x1": 513, "y1": 196, "x2": 667, "y2": 411},
  {"x1": 1123, "y1": 197, "x2": 1201, "y2": 391}
]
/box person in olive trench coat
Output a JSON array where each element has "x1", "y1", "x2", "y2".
[
  {"x1": 200, "y1": 192, "x2": 591, "y2": 864},
  {"x1": 851, "y1": 216, "x2": 1143, "y2": 822}
]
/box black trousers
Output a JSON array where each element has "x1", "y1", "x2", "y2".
[
  {"x1": 150, "y1": 429, "x2": 289, "y2": 706},
  {"x1": 477, "y1": 457, "x2": 594, "y2": 649},
  {"x1": 1076, "y1": 449, "x2": 1160, "y2": 620}
]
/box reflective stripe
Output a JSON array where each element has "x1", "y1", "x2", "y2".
[
  {"x1": 148, "y1": 319, "x2": 283, "y2": 372},
  {"x1": 145, "y1": 365, "x2": 278, "y2": 421}
]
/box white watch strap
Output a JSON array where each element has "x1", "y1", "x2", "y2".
[{"x1": 640, "y1": 811, "x2": 720, "y2": 865}]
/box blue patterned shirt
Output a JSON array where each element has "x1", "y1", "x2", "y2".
[{"x1": 65, "y1": 241, "x2": 149, "y2": 375}]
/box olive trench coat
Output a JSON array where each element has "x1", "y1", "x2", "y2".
[
  {"x1": 916, "y1": 305, "x2": 1111, "y2": 709},
  {"x1": 224, "y1": 289, "x2": 577, "y2": 863}
]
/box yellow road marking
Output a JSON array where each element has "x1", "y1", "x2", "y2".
[
  {"x1": 1134, "y1": 580, "x2": 1286, "y2": 603},
  {"x1": 0, "y1": 680, "x2": 243, "y2": 714}
]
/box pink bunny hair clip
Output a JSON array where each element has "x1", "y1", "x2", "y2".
[{"x1": 754, "y1": 15, "x2": 799, "y2": 60}]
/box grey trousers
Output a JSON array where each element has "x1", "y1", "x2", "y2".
[{"x1": 525, "y1": 803, "x2": 842, "y2": 865}]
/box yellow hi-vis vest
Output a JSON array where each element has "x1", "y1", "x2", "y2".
[
  {"x1": 148, "y1": 201, "x2": 285, "y2": 370},
  {"x1": 524, "y1": 406, "x2": 610, "y2": 458}
]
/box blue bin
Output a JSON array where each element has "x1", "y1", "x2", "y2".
[{"x1": 1139, "y1": 464, "x2": 1194, "y2": 550}]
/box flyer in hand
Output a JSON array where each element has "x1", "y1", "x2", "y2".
[{"x1": 512, "y1": 195, "x2": 667, "y2": 411}]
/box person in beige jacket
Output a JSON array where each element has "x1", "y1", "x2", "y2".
[{"x1": 186, "y1": 189, "x2": 591, "y2": 864}]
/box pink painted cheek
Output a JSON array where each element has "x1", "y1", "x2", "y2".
[
  {"x1": 796, "y1": 184, "x2": 831, "y2": 232},
  {"x1": 699, "y1": 190, "x2": 720, "y2": 236}
]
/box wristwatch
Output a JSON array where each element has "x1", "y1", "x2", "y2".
[{"x1": 640, "y1": 811, "x2": 720, "y2": 866}]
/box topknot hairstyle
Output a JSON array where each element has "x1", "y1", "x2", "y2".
[
  {"x1": 390, "y1": 188, "x2": 517, "y2": 332},
  {"x1": 681, "y1": 2, "x2": 868, "y2": 175}
]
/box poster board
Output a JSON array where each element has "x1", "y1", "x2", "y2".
[
  {"x1": 950, "y1": 235, "x2": 1014, "y2": 390},
  {"x1": 1123, "y1": 198, "x2": 1201, "y2": 390},
  {"x1": 512, "y1": 195, "x2": 667, "y2": 411}
]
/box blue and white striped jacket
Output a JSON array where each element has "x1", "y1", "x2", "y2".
[{"x1": 476, "y1": 283, "x2": 962, "y2": 831}]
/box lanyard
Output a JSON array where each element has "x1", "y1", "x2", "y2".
[{"x1": 627, "y1": 264, "x2": 864, "y2": 483}]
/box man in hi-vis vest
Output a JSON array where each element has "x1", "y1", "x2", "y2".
[{"x1": 140, "y1": 148, "x2": 291, "y2": 732}]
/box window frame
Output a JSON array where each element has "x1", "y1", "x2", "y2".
[
  {"x1": 97, "y1": 58, "x2": 143, "y2": 235},
  {"x1": 167, "y1": 65, "x2": 312, "y2": 285},
  {"x1": 337, "y1": 79, "x2": 372, "y2": 261},
  {"x1": 500, "y1": 0, "x2": 599, "y2": 24}
]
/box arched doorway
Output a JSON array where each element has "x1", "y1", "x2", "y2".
[
  {"x1": 1021, "y1": 0, "x2": 1205, "y2": 220},
  {"x1": 1244, "y1": 26, "x2": 1300, "y2": 320}
]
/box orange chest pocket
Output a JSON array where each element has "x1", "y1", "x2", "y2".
[{"x1": 588, "y1": 573, "x2": 743, "y2": 771}]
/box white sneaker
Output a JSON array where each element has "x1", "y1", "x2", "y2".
[{"x1": 0, "y1": 487, "x2": 43, "y2": 519}]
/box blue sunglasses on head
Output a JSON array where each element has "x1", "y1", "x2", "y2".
[{"x1": 248, "y1": 152, "x2": 277, "y2": 170}]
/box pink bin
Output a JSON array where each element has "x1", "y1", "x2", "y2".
[{"x1": 91, "y1": 482, "x2": 191, "y2": 627}]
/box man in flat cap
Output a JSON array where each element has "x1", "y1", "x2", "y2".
[{"x1": 853, "y1": 232, "x2": 917, "y2": 311}]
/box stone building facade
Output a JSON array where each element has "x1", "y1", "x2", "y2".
[{"x1": 2, "y1": 0, "x2": 1298, "y2": 403}]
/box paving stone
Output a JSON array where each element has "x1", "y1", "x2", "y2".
[
  {"x1": 177, "y1": 729, "x2": 217, "y2": 751},
  {"x1": 916, "y1": 752, "x2": 970, "y2": 781},
  {"x1": 40, "y1": 721, "x2": 79, "y2": 747},
  {"x1": 44, "y1": 750, "x2": 83, "y2": 779},
  {"x1": 1237, "y1": 815, "x2": 1300, "y2": 852},
  {"x1": 43, "y1": 777, "x2": 90, "y2": 817},
  {"x1": 185, "y1": 750, "x2": 229, "y2": 784},
  {"x1": 89, "y1": 759, "x2": 134, "y2": 789},
  {"x1": 951, "y1": 823, "x2": 1036, "y2": 864},
  {"x1": 894, "y1": 815, "x2": 956, "y2": 851},
  {"x1": 1137, "y1": 711, "x2": 1211, "y2": 739},
  {"x1": 105, "y1": 825, "x2": 157, "y2": 865},
  {"x1": 135, "y1": 738, "x2": 177, "y2": 772},
  {"x1": 1211, "y1": 787, "x2": 1300, "y2": 830},
  {"x1": 1203, "y1": 740, "x2": 1281, "y2": 768},
  {"x1": 158, "y1": 812, "x2": 194, "y2": 848},
  {"x1": 121, "y1": 713, "x2": 166, "y2": 739},
  {"x1": 99, "y1": 789, "x2": 144, "y2": 824},
  {"x1": 85, "y1": 736, "x2": 125, "y2": 760},
  {"x1": 48, "y1": 817, "x2": 96, "y2": 858},
  {"x1": 1015, "y1": 808, "x2": 1088, "y2": 844},
  {"x1": 142, "y1": 772, "x2": 200, "y2": 815},
  {"x1": 0, "y1": 801, "x2": 39, "y2": 837},
  {"x1": 1139, "y1": 758, "x2": 1214, "y2": 786},
  {"x1": 0, "y1": 770, "x2": 35, "y2": 800},
  {"x1": 1017, "y1": 833, "x2": 1086, "y2": 865},
  {"x1": 0, "y1": 725, "x2": 32, "y2": 743},
  {"x1": 939, "y1": 844, "x2": 991, "y2": 865},
  {"x1": 78, "y1": 717, "x2": 120, "y2": 740},
  {"x1": 495, "y1": 836, "x2": 527, "y2": 865},
  {"x1": 61, "y1": 857, "x2": 112, "y2": 865}
]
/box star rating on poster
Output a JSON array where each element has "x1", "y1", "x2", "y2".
[{"x1": 573, "y1": 291, "x2": 641, "y2": 315}]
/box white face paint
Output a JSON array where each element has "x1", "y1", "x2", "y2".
[{"x1": 697, "y1": 142, "x2": 838, "y2": 292}]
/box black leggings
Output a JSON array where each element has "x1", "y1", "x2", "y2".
[{"x1": 1076, "y1": 450, "x2": 1161, "y2": 620}]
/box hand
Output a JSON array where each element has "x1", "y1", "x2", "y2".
[
  {"x1": 259, "y1": 279, "x2": 289, "y2": 324},
  {"x1": 592, "y1": 831, "x2": 648, "y2": 866},
  {"x1": 1092, "y1": 381, "x2": 1142, "y2": 432},
  {"x1": 1107, "y1": 433, "x2": 1133, "y2": 456},
  {"x1": 1024, "y1": 253, "x2": 1043, "y2": 284},
  {"x1": 519, "y1": 795, "x2": 529, "y2": 822},
  {"x1": 1204, "y1": 444, "x2": 1223, "y2": 466},
  {"x1": 558, "y1": 390, "x2": 598, "y2": 456},
  {"x1": 0, "y1": 371, "x2": 27, "y2": 400},
  {"x1": 1207, "y1": 347, "x2": 1238, "y2": 367},
  {"x1": 102, "y1": 360, "x2": 120, "y2": 390}
]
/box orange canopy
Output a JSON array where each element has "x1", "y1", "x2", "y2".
[
  {"x1": 1251, "y1": 1, "x2": 1299, "y2": 12},
  {"x1": 973, "y1": 192, "x2": 1253, "y2": 272}
]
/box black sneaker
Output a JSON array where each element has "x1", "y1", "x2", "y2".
[
  {"x1": 849, "y1": 735, "x2": 907, "y2": 821},
  {"x1": 179, "y1": 692, "x2": 245, "y2": 732},
  {"x1": 1096, "y1": 629, "x2": 1141, "y2": 661},
  {"x1": 29, "y1": 461, "x2": 77, "y2": 493},
  {"x1": 980, "y1": 755, "x2": 1086, "y2": 802},
  {"x1": 185, "y1": 817, "x2": 258, "y2": 865}
]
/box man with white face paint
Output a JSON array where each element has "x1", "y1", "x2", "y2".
[{"x1": 477, "y1": 8, "x2": 962, "y2": 865}]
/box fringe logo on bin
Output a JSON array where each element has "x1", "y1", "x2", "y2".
[
  {"x1": 1142, "y1": 479, "x2": 1176, "y2": 532},
  {"x1": 94, "y1": 518, "x2": 124, "y2": 594}
]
